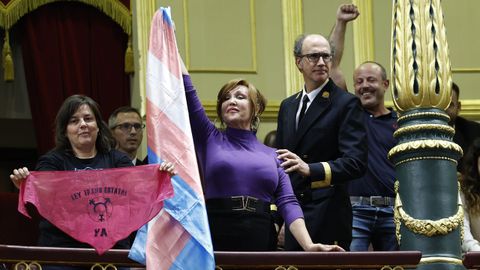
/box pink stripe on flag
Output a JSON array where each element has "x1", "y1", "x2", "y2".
[
  {"x1": 128, "y1": 7, "x2": 214, "y2": 270},
  {"x1": 148, "y1": 14, "x2": 180, "y2": 80},
  {"x1": 146, "y1": 212, "x2": 190, "y2": 269},
  {"x1": 146, "y1": 99, "x2": 202, "y2": 196}
]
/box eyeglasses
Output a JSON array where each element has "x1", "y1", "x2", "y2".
[
  {"x1": 113, "y1": 123, "x2": 145, "y2": 132},
  {"x1": 300, "y1": 52, "x2": 333, "y2": 63}
]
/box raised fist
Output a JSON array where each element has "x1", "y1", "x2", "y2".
[{"x1": 337, "y1": 4, "x2": 360, "y2": 22}]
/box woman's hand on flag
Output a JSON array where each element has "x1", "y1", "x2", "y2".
[
  {"x1": 10, "y1": 167, "x2": 30, "y2": 189},
  {"x1": 159, "y1": 161, "x2": 176, "y2": 177}
]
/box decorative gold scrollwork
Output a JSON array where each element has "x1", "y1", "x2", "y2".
[
  {"x1": 380, "y1": 266, "x2": 405, "y2": 270},
  {"x1": 393, "y1": 124, "x2": 455, "y2": 138},
  {"x1": 388, "y1": 140, "x2": 463, "y2": 160},
  {"x1": 394, "y1": 181, "x2": 464, "y2": 245},
  {"x1": 14, "y1": 261, "x2": 42, "y2": 270},
  {"x1": 391, "y1": 0, "x2": 451, "y2": 112},
  {"x1": 394, "y1": 181, "x2": 401, "y2": 244},
  {"x1": 90, "y1": 263, "x2": 117, "y2": 270},
  {"x1": 420, "y1": 256, "x2": 463, "y2": 265},
  {"x1": 397, "y1": 111, "x2": 449, "y2": 123},
  {"x1": 274, "y1": 266, "x2": 298, "y2": 270},
  {"x1": 393, "y1": 156, "x2": 457, "y2": 167}
]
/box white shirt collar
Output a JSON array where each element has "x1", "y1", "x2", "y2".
[
  {"x1": 301, "y1": 78, "x2": 329, "y2": 105},
  {"x1": 296, "y1": 79, "x2": 329, "y2": 128}
]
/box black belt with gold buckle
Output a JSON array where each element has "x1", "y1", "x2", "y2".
[{"x1": 206, "y1": 196, "x2": 271, "y2": 213}]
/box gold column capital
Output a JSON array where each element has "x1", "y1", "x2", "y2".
[{"x1": 391, "y1": 0, "x2": 452, "y2": 112}]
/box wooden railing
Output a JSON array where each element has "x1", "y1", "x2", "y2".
[
  {"x1": 4, "y1": 245, "x2": 480, "y2": 269},
  {"x1": 214, "y1": 250, "x2": 421, "y2": 269},
  {"x1": 463, "y1": 252, "x2": 480, "y2": 270},
  {"x1": 0, "y1": 245, "x2": 423, "y2": 270},
  {"x1": 0, "y1": 245, "x2": 142, "y2": 269}
]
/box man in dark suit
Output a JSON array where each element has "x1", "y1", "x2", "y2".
[
  {"x1": 447, "y1": 82, "x2": 480, "y2": 172},
  {"x1": 109, "y1": 106, "x2": 146, "y2": 166},
  {"x1": 276, "y1": 33, "x2": 367, "y2": 251}
]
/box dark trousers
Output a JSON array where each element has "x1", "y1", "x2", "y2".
[
  {"x1": 285, "y1": 188, "x2": 352, "y2": 251},
  {"x1": 208, "y1": 208, "x2": 277, "y2": 251}
]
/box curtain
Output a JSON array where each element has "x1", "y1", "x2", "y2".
[
  {"x1": 20, "y1": 2, "x2": 131, "y2": 155},
  {"x1": 0, "y1": 28, "x2": 31, "y2": 119}
]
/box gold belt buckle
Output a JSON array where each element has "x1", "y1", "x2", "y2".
[
  {"x1": 245, "y1": 196, "x2": 258, "y2": 212},
  {"x1": 231, "y1": 196, "x2": 257, "y2": 212},
  {"x1": 231, "y1": 196, "x2": 244, "y2": 211}
]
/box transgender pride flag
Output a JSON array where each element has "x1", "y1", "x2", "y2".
[{"x1": 129, "y1": 7, "x2": 214, "y2": 270}]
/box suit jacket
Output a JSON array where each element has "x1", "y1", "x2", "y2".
[
  {"x1": 135, "y1": 158, "x2": 146, "y2": 166},
  {"x1": 276, "y1": 79, "x2": 367, "y2": 249}
]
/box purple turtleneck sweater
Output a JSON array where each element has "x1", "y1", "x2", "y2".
[{"x1": 183, "y1": 75, "x2": 303, "y2": 226}]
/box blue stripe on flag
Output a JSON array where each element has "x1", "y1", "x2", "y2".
[
  {"x1": 128, "y1": 223, "x2": 148, "y2": 264},
  {"x1": 129, "y1": 7, "x2": 214, "y2": 269},
  {"x1": 169, "y1": 237, "x2": 215, "y2": 270},
  {"x1": 161, "y1": 8, "x2": 174, "y2": 27},
  {"x1": 147, "y1": 146, "x2": 160, "y2": 165},
  {"x1": 130, "y1": 147, "x2": 214, "y2": 266},
  {"x1": 146, "y1": 146, "x2": 212, "y2": 251},
  {"x1": 164, "y1": 172, "x2": 213, "y2": 252}
]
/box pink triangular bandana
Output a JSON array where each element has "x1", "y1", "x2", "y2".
[{"x1": 18, "y1": 164, "x2": 174, "y2": 254}]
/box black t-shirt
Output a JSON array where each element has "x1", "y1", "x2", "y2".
[{"x1": 35, "y1": 149, "x2": 133, "y2": 249}]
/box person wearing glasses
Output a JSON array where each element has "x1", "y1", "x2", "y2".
[
  {"x1": 275, "y1": 32, "x2": 367, "y2": 251},
  {"x1": 109, "y1": 106, "x2": 146, "y2": 165},
  {"x1": 10, "y1": 95, "x2": 175, "y2": 263},
  {"x1": 178, "y1": 57, "x2": 343, "y2": 252}
]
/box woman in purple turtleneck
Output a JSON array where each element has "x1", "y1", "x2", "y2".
[{"x1": 180, "y1": 61, "x2": 343, "y2": 252}]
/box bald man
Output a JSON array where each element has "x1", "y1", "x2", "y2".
[
  {"x1": 328, "y1": 4, "x2": 399, "y2": 251},
  {"x1": 276, "y1": 33, "x2": 367, "y2": 251}
]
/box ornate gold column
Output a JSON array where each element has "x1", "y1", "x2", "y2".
[
  {"x1": 389, "y1": 1, "x2": 465, "y2": 269},
  {"x1": 352, "y1": 0, "x2": 374, "y2": 66},
  {"x1": 391, "y1": 0, "x2": 451, "y2": 111},
  {"x1": 281, "y1": 0, "x2": 303, "y2": 96}
]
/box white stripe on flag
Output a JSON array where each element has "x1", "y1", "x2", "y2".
[{"x1": 146, "y1": 51, "x2": 191, "y2": 136}]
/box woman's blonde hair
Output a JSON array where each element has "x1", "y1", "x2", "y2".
[{"x1": 216, "y1": 79, "x2": 266, "y2": 131}]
